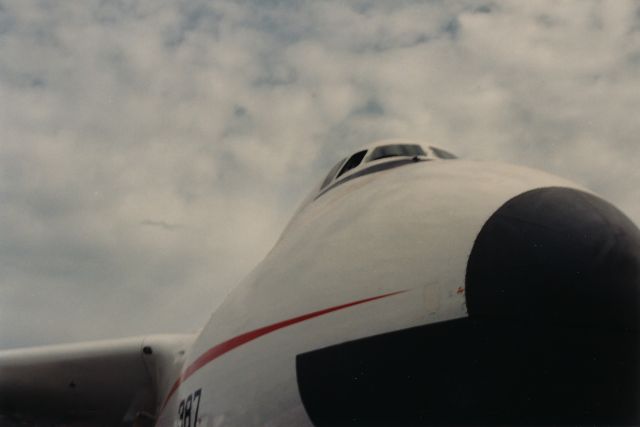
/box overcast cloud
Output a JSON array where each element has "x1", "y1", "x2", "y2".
[{"x1": 1, "y1": 0, "x2": 639, "y2": 349}]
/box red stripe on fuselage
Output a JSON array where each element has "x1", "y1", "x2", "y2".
[{"x1": 157, "y1": 290, "x2": 406, "y2": 415}]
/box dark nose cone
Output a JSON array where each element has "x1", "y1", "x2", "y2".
[
  {"x1": 298, "y1": 187, "x2": 640, "y2": 426},
  {"x1": 466, "y1": 187, "x2": 640, "y2": 330}
]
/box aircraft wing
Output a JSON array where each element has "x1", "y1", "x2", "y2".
[{"x1": 0, "y1": 334, "x2": 194, "y2": 426}]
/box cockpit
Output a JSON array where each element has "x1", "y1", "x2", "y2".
[{"x1": 317, "y1": 141, "x2": 457, "y2": 198}]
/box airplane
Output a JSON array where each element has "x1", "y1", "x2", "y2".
[{"x1": 1, "y1": 139, "x2": 638, "y2": 426}]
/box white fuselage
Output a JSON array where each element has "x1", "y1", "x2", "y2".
[{"x1": 154, "y1": 159, "x2": 583, "y2": 426}]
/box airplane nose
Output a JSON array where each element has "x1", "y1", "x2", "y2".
[
  {"x1": 297, "y1": 186, "x2": 640, "y2": 426},
  {"x1": 466, "y1": 186, "x2": 640, "y2": 330}
]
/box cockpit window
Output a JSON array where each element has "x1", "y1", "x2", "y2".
[
  {"x1": 369, "y1": 144, "x2": 426, "y2": 161},
  {"x1": 430, "y1": 146, "x2": 457, "y2": 159},
  {"x1": 336, "y1": 150, "x2": 367, "y2": 179},
  {"x1": 321, "y1": 158, "x2": 346, "y2": 189}
]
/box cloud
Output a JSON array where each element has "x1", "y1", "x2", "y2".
[
  {"x1": 0, "y1": 0, "x2": 639, "y2": 348},
  {"x1": 139, "y1": 219, "x2": 183, "y2": 230}
]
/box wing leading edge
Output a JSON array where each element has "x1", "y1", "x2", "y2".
[{"x1": 0, "y1": 334, "x2": 194, "y2": 425}]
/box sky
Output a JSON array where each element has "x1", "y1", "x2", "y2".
[{"x1": 1, "y1": 0, "x2": 639, "y2": 349}]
